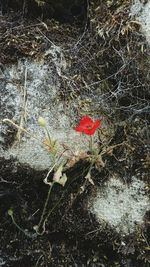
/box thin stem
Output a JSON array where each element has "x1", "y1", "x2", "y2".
[
  {"x1": 89, "y1": 135, "x2": 93, "y2": 153},
  {"x1": 3, "y1": 119, "x2": 51, "y2": 150},
  {"x1": 45, "y1": 126, "x2": 52, "y2": 145},
  {"x1": 9, "y1": 212, "x2": 36, "y2": 238},
  {"x1": 44, "y1": 193, "x2": 64, "y2": 224},
  {"x1": 37, "y1": 182, "x2": 54, "y2": 232}
]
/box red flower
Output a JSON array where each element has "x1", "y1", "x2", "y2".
[{"x1": 74, "y1": 116, "x2": 101, "y2": 136}]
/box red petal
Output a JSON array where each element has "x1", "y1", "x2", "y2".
[
  {"x1": 94, "y1": 120, "x2": 102, "y2": 128},
  {"x1": 83, "y1": 120, "x2": 102, "y2": 135},
  {"x1": 74, "y1": 117, "x2": 102, "y2": 135},
  {"x1": 74, "y1": 126, "x2": 84, "y2": 132},
  {"x1": 79, "y1": 116, "x2": 93, "y2": 126},
  {"x1": 83, "y1": 128, "x2": 96, "y2": 135}
]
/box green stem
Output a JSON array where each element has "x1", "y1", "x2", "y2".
[
  {"x1": 37, "y1": 182, "x2": 54, "y2": 233},
  {"x1": 44, "y1": 126, "x2": 57, "y2": 160},
  {"x1": 9, "y1": 212, "x2": 36, "y2": 238},
  {"x1": 45, "y1": 126, "x2": 52, "y2": 145},
  {"x1": 44, "y1": 193, "x2": 64, "y2": 224},
  {"x1": 36, "y1": 162, "x2": 92, "y2": 235},
  {"x1": 89, "y1": 135, "x2": 93, "y2": 153}
]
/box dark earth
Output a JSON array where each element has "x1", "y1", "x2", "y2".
[{"x1": 0, "y1": 0, "x2": 150, "y2": 266}]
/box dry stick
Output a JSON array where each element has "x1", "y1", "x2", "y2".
[
  {"x1": 3, "y1": 118, "x2": 66, "y2": 154},
  {"x1": 37, "y1": 28, "x2": 57, "y2": 48},
  {"x1": 16, "y1": 67, "x2": 28, "y2": 141},
  {"x1": 2, "y1": 119, "x2": 50, "y2": 149}
]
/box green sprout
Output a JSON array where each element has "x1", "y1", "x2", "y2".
[{"x1": 8, "y1": 209, "x2": 36, "y2": 238}]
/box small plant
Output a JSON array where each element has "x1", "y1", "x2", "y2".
[
  {"x1": 4, "y1": 115, "x2": 106, "y2": 235},
  {"x1": 74, "y1": 115, "x2": 102, "y2": 185},
  {"x1": 75, "y1": 115, "x2": 101, "y2": 153},
  {"x1": 8, "y1": 209, "x2": 36, "y2": 238},
  {"x1": 34, "y1": 117, "x2": 68, "y2": 235},
  {"x1": 5, "y1": 115, "x2": 129, "y2": 235},
  {"x1": 3, "y1": 117, "x2": 68, "y2": 236},
  {"x1": 74, "y1": 115, "x2": 133, "y2": 184},
  {"x1": 38, "y1": 116, "x2": 58, "y2": 157}
]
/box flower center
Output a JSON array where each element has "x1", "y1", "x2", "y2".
[{"x1": 86, "y1": 125, "x2": 92, "y2": 130}]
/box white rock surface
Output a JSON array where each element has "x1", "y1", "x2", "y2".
[
  {"x1": 130, "y1": 0, "x2": 150, "y2": 44},
  {"x1": 90, "y1": 176, "x2": 149, "y2": 234},
  {"x1": 0, "y1": 48, "x2": 89, "y2": 171}
]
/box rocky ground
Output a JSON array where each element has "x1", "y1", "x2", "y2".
[{"x1": 0, "y1": 1, "x2": 150, "y2": 266}]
